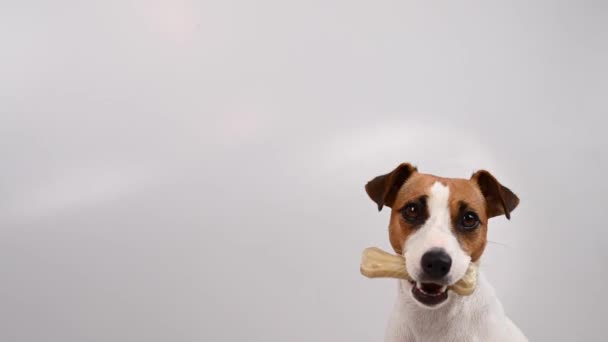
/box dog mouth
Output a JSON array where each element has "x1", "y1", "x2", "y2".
[{"x1": 409, "y1": 281, "x2": 449, "y2": 306}]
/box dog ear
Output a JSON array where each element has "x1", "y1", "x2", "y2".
[
  {"x1": 471, "y1": 170, "x2": 519, "y2": 219},
  {"x1": 365, "y1": 163, "x2": 417, "y2": 211}
]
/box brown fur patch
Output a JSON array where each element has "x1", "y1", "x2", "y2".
[
  {"x1": 387, "y1": 173, "x2": 438, "y2": 254},
  {"x1": 446, "y1": 178, "x2": 488, "y2": 262}
]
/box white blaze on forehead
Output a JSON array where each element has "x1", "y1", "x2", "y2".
[
  {"x1": 426, "y1": 182, "x2": 451, "y2": 237},
  {"x1": 403, "y1": 181, "x2": 471, "y2": 285}
]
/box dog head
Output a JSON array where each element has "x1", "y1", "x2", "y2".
[{"x1": 365, "y1": 163, "x2": 519, "y2": 307}]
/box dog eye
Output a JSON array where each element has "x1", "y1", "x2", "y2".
[
  {"x1": 401, "y1": 203, "x2": 420, "y2": 222},
  {"x1": 460, "y1": 212, "x2": 480, "y2": 230}
]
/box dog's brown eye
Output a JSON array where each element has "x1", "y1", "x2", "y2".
[
  {"x1": 460, "y1": 212, "x2": 480, "y2": 230},
  {"x1": 402, "y1": 203, "x2": 420, "y2": 222}
]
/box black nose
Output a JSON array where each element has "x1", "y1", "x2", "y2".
[{"x1": 421, "y1": 249, "x2": 452, "y2": 279}]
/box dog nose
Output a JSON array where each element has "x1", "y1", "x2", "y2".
[{"x1": 421, "y1": 249, "x2": 452, "y2": 279}]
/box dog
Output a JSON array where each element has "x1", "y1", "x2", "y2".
[{"x1": 365, "y1": 163, "x2": 527, "y2": 342}]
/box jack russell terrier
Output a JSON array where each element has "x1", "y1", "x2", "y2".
[{"x1": 365, "y1": 163, "x2": 527, "y2": 342}]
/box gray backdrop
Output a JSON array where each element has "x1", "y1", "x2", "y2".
[{"x1": 2, "y1": 0, "x2": 607, "y2": 341}]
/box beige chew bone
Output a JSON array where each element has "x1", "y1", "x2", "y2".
[{"x1": 360, "y1": 247, "x2": 478, "y2": 296}]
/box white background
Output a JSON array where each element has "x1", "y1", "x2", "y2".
[{"x1": 2, "y1": 1, "x2": 607, "y2": 341}]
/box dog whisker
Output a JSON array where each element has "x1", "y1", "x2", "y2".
[{"x1": 487, "y1": 240, "x2": 511, "y2": 248}]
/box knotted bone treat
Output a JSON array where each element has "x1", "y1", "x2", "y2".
[{"x1": 360, "y1": 247, "x2": 478, "y2": 296}]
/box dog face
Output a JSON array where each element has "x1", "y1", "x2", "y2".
[{"x1": 365, "y1": 163, "x2": 519, "y2": 307}]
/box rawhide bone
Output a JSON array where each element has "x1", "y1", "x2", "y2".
[{"x1": 360, "y1": 247, "x2": 478, "y2": 296}]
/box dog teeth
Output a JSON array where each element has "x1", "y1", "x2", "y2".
[{"x1": 415, "y1": 282, "x2": 447, "y2": 296}]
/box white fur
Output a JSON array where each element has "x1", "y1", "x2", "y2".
[
  {"x1": 386, "y1": 275, "x2": 527, "y2": 341},
  {"x1": 387, "y1": 182, "x2": 527, "y2": 341}
]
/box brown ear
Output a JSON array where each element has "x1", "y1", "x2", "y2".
[
  {"x1": 365, "y1": 163, "x2": 417, "y2": 211},
  {"x1": 471, "y1": 170, "x2": 519, "y2": 219}
]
